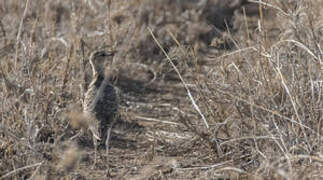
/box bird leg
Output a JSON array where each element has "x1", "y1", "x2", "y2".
[
  {"x1": 92, "y1": 135, "x2": 98, "y2": 169},
  {"x1": 105, "y1": 126, "x2": 113, "y2": 155},
  {"x1": 104, "y1": 117, "x2": 117, "y2": 154},
  {"x1": 98, "y1": 123, "x2": 108, "y2": 150}
]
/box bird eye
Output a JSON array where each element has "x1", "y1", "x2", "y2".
[
  {"x1": 94, "y1": 52, "x2": 106, "y2": 57},
  {"x1": 92, "y1": 51, "x2": 114, "y2": 59}
]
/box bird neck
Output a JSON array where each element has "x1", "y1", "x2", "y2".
[
  {"x1": 92, "y1": 64, "x2": 104, "y2": 76},
  {"x1": 93, "y1": 72, "x2": 105, "y2": 88},
  {"x1": 92, "y1": 66, "x2": 116, "y2": 86}
]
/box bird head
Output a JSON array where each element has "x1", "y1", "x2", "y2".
[{"x1": 89, "y1": 50, "x2": 115, "y2": 75}]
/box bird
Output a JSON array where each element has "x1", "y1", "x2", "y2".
[{"x1": 83, "y1": 50, "x2": 119, "y2": 150}]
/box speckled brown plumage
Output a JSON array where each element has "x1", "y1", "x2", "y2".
[{"x1": 83, "y1": 51, "x2": 119, "y2": 149}]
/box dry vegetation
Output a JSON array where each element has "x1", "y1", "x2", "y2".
[{"x1": 0, "y1": 0, "x2": 322, "y2": 179}]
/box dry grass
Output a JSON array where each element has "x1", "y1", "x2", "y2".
[{"x1": 0, "y1": 0, "x2": 322, "y2": 179}]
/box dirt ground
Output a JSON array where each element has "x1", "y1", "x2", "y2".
[{"x1": 0, "y1": 0, "x2": 322, "y2": 179}]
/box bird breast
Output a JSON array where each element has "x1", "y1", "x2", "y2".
[{"x1": 83, "y1": 77, "x2": 118, "y2": 120}]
